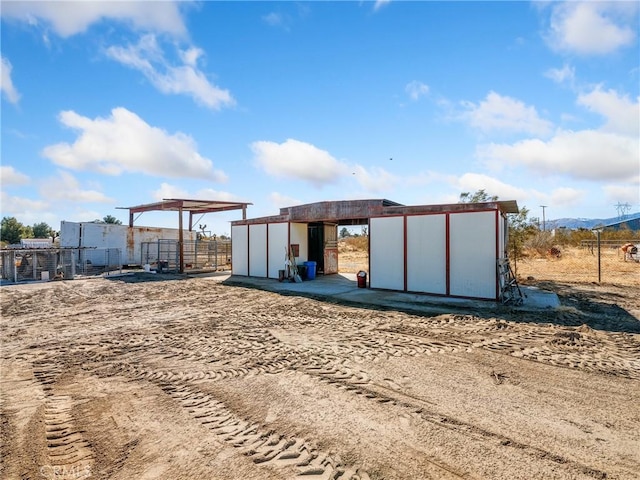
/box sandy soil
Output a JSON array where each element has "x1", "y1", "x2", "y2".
[{"x1": 1, "y1": 273, "x2": 639, "y2": 480}]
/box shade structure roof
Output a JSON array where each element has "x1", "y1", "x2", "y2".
[
  {"x1": 117, "y1": 198, "x2": 252, "y2": 273},
  {"x1": 121, "y1": 198, "x2": 252, "y2": 216},
  {"x1": 231, "y1": 199, "x2": 519, "y2": 226}
]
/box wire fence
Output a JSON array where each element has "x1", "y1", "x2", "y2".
[
  {"x1": 140, "y1": 239, "x2": 231, "y2": 273},
  {"x1": 514, "y1": 242, "x2": 639, "y2": 287},
  {"x1": 1, "y1": 248, "x2": 122, "y2": 283}
]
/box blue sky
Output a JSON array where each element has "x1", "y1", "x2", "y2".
[{"x1": 1, "y1": 1, "x2": 639, "y2": 235}]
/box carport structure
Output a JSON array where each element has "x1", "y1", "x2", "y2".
[
  {"x1": 231, "y1": 199, "x2": 519, "y2": 301},
  {"x1": 119, "y1": 199, "x2": 251, "y2": 273}
]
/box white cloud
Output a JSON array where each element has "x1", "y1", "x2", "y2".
[
  {"x1": 0, "y1": 166, "x2": 30, "y2": 186},
  {"x1": 461, "y1": 91, "x2": 553, "y2": 136},
  {"x1": 455, "y1": 173, "x2": 528, "y2": 201},
  {"x1": 106, "y1": 35, "x2": 235, "y2": 110},
  {"x1": 602, "y1": 184, "x2": 640, "y2": 206},
  {"x1": 0, "y1": 191, "x2": 49, "y2": 214},
  {"x1": 477, "y1": 129, "x2": 638, "y2": 182},
  {"x1": 263, "y1": 12, "x2": 286, "y2": 27},
  {"x1": 351, "y1": 165, "x2": 398, "y2": 193},
  {"x1": 373, "y1": 0, "x2": 391, "y2": 12},
  {"x1": 1, "y1": 56, "x2": 21, "y2": 104},
  {"x1": 544, "y1": 63, "x2": 575, "y2": 85},
  {"x1": 549, "y1": 187, "x2": 585, "y2": 207},
  {"x1": 577, "y1": 86, "x2": 639, "y2": 136},
  {"x1": 269, "y1": 192, "x2": 300, "y2": 209},
  {"x1": 39, "y1": 171, "x2": 114, "y2": 203},
  {"x1": 152, "y1": 182, "x2": 246, "y2": 202},
  {"x1": 42, "y1": 107, "x2": 228, "y2": 182},
  {"x1": 1, "y1": 1, "x2": 187, "y2": 38},
  {"x1": 546, "y1": 2, "x2": 637, "y2": 55},
  {"x1": 405, "y1": 81, "x2": 429, "y2": 101},
  {"x1": 251, "y1": 139, "x2": 349, "y2": 187}
]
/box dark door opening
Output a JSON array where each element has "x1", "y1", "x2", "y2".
[{"x1": 308, "y1": 223, "x2": 324, "y2": 273}]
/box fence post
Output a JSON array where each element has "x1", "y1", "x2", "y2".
[{"x1": 596, "y1": 230, "x2": 601, "y2": 283}]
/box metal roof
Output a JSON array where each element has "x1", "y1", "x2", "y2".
[
  {"x1": 232, "y1": 199, "x2": 519, "y2": 225},
  {"x1": 120, "y1": 198, "x2": 252, "y2": 215},
  {"x1": 117, "y1": 198, "x2": 252, "y2": 273}
]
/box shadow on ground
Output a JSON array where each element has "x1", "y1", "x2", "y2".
[{"x1": 222, "y1": 275, "x2": 640, "y2": 335}]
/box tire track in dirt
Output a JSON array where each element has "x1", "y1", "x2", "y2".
[
  {"x1": 155, "y1": 381, "x2": 371, "y2": 480},
  {"x1": 31, "y1": 361, "x2": 94, "y2": 480},
  {"x1": 378, "y1": 319, "x2": 640, "y2": 380},
  {"x1": 294, "y1": 356, "x2": 609, "y2": 480}
]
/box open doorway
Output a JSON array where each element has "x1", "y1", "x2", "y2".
[{"x1": 337, "y1": 224, "x2": 369, "y2": 274}]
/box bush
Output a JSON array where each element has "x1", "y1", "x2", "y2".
[{"x1": 339, "y1": 236, "x2": 368, "y2": 252}]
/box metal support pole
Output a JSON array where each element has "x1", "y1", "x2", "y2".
[
  {"x1": 178, "y1": 208, "x2": 184, "y2": 274},
  {"x1": 596, "y1": 230, "x2": 601, "y2": 283},
  {"x1": 540, "y1": 205, "x2": 547, "y2": 231}
]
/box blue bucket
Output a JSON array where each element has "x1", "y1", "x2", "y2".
[{"x1": 304, "y1": 261, "x2": 317, "y2": 280}]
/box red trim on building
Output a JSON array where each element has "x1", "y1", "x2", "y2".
[
  {"x1": 266, "y1": 223, "x2": 269, "y2": 279},
  {"x1": 445, "y1": 213, "x2": 450, "y2": 296},
  {"x1": 246, "y1": 225, "x2": 250, "y2": 276},
  {"x1": 403, "y1": 215, "x2": 408, "y2": 292},
  {"x1": 494, "y1": 210, "x2": 500, "y2": 301}
]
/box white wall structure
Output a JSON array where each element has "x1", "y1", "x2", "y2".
[
  {"x1": 370, "y1": 216, "x2": 404, "y2": 291},
  {"x1": 231, "y1": 225, "x2": 248, "y2": 276},
  {"x1": 60, "y1": 221, "x2": 196, "y2": 266},
  {"x1": 290, "y1": 223, "x2": 308, "y2": 264},
  {"x1": 449, "y1": 211, "x2": 496, "y2": 299},
  {"x1": 231, "y1": 199, "x2": 516, "y2": 301},
  {"x1": 267, "y1": 223, "x2": 288, "y2": 279},
  {"x1": 406, "y1": 214, "x2": 447, "y2": 295},
  {"x1": 249, "y1": 224, "x2": 267, "y2": 277}
]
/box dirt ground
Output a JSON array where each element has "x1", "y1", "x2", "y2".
[{"x1": 1, "y1": 270, "x2": 639, "y2": 480}]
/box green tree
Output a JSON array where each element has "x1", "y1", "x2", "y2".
[
  {"x1": 459, "y1": 189, "x2": 498, "y2": 203},
  {"x1": 1, "y1": 217, "x2": 32, "y2": 245},
  {"x1": 458, "y1": 190, "x2": 537, "y2": 272},
  {"x1": 32, "y1": 222, "x2": 54, "y2": 238},
  {"x1": 102, "y1": 215, "x2": 122, "y2": 225},
  {"x1": 339, "y1": 227, "x2": 351, "y2": 238}
]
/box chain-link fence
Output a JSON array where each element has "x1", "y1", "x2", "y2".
[
  {"x1": 141, "y1": 239, "x2": 231, "y2": 273},
  {"x1": 514, "y1": 242, "x2": 639, "y2": 286},
  {"x1": 1, "y1": 247, "x2": 122, "y2": 283}
]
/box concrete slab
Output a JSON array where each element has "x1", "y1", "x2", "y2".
[{"x1": 214, "y1": 273, "x2": 560, "y2": 315}]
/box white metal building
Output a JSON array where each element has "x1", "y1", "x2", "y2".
[{"x1": 231, "y1": 199, "x2": 519, "y2": 301}]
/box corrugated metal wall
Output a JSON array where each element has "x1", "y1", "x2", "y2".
[
  {"x1": 370, "y1": 216, "x2": 404, "y2": 290},
  {"x1": 267, "y1": 223, "x2": 288, "y2": 279},
  {"x1": 231, "y1": 225, "x2": 248, "y2": 275},
  {"x1": 406, "y1": 214, "x2": 447, "y2": 294},
  {"x1": 449, "y1": 211, "x2": 496, "y2": 299},
  {"x1": 370, "y1": 210, "x2": 500, "y2": 300}
]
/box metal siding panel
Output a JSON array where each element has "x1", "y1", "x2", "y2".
[
  {"x1": 406, "y1": 214, "x2": 447, "y2": 294},
  {"x1": 231, "y1": 225, "x2": 248, "y2": 275},
  {"x1": 289, "y1": 223, "x2": 308, "y2": 263},
  {"x1": 449, "y1": 211, "x2": 496, "y2": 299},
  {"x1": 370, "y1": 216, "x2": 404, "y2": 290},
  {"x1": 249, "y1": 224, "x2": 267, "y2": 277},
  {"x1": 268, "y1": 223, "x2": 288, "y2": 278}
]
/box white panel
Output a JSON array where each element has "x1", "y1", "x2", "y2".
[
  {"x1": 249, "y1": 224, "x2": 267, "y2": 277},
  {"x1": 450, "y1": 211, "x2": 496, "y2": 299},
  {"x1": 370, "y1": 216, "x2": 404, "y2": 291},
  {"x1": 289, "y1": 223, "x2": 308, "y2": 263},
  {"x1": 268, "y1": 223, "x2": 288, "y2": 279},
  {"x1": 406, "y1": 215, "x2": 446, "y2": 294},
  {"x1": 231, "y1": 225, "x2": 248, "y2": 275}
]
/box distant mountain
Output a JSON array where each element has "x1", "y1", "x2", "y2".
[{"x1": 547, "y1": 213, "x2": 640, "y2": 230}]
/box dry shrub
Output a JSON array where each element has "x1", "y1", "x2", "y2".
[
  {"x1": 517, "y1": 246, "x2": 639, "y2": 286},
  {"x1": 339, "y1": 236, "x2": 368, "y2": 253}
]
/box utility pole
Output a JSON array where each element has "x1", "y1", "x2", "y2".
[{"x1": 540, "y1": 205, "x2": 547, "y2": 231}]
